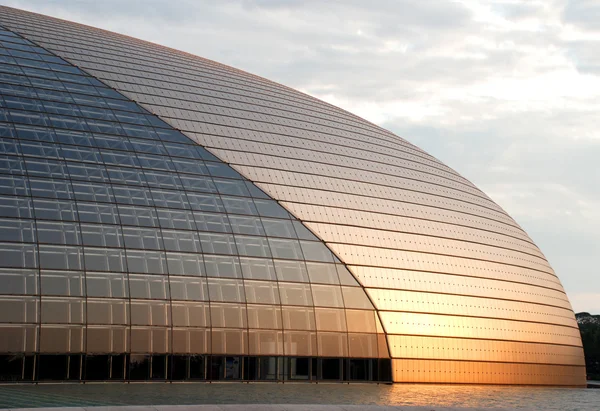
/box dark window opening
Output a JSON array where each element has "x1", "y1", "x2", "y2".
[
  {"x1": 128, "y1": 354, "x2": 150, "y2": 380},
  {"x1": 1, "y1": 353, "x2": 390, "y2": 382},
  {"x1": 0, "y1": 355, "x2": 23, "y2": 382},
  {"x1": 84, "y1": 355, "x2": 110, "y2": 380},
  {"x1": 321, "y1": 358, "x2": 342, "y2": 380},
  {"x1": 37, "y1": 355, "x2": 68, "y2": 380}
]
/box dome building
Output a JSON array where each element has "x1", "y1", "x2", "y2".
[{"x1": 0, "y1": 6, "x2": 585, "y2": 385}]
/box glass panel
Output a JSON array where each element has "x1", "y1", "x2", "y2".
[
  {"x1": 235, "y1": 235, "x2": 271, "y2": 258},
  {"x1": 86, "y1": 299, "x2": 128, "y2": 325},
  {"x1": 268, "y1": 238, "x2": 303, "y2": 260},
  {"x1": 129, "y1": 274, "x2": 169, "y2": 299},
  {"x1": 348, "y1": 334, "x2": 379, "y2": 358},
  {"x1": 342, "y1": 287, "x2": 373, "y2": 309},
  {"x1": 187, "y1": 193, "x2": 225, "y2": 212},
  {"x1": 165, "y1": 252, "x2": 204, "y2": 276},
  {"x1": 314, "y1": 308, "x2": 347, "y2": 332},
  {"x1": 228, "y1": 215, "x2": 264, "y2": 236},
  {"x1": 253, "y1": 199, "x2": 288, "y2": 218},
  {"x1": 210, "y1": 303, "x2": 247, "y2": 328},
  {"x1": 126, "y1": 250, "x2": 166, "y2": 274},
  {"x1": 204, "y1": 255, "x2": 241, "y2": 278},
  {"x1": 130, "y1": 301, "x2": 170, "y2": 326},
  {"x1": 274, "y1": 260, "x2": 309, "y2": 282},
  {"x1": 284, "y1": 331, "x2": 317, "y2": 356},
  {"x1": 198, "y1": 233, "x2": 236, "y2": 255},
  {"x1": 38, "y1": 245, "x2": 82, "y2": 270},
  {"x1": 306, "y1": 262, "x2": 340, "y2": 285},
  {"x1": 248, "y1": 331, "x2": 283, "y2": 356},
  {"x1": 0, "y1": 196, "x2": 33, "y2": 219},
  {"x1": 169, "y1": 276, "x2": 208, "y2": 301},
  {"x1": 345, "y1": 310, "x2": 377, "y2": 333},
  {"x1": 221, "y1": 196, "x2": 257, "y2": 215},
  {"x1": 244, "y1": 280, "x2": 280, "y2": 304},
  {"x1": 85, "y1": 272, "x2": 129, "y2": 298},
  {"x1": 300, "y1": 241, "x2": 333, "y2": 262},
  {"x1": 0, "y1": 296, "x2": 38, "y2": 323},
  {"x1": 130, "y1": 328, "x2": 169, "y2": 353},
  {"x1": 77, "y1": 202, "x2": 119, "y2": 224},
  {"x1": 262, "y1": 218, "x2": 296, "y2": 238},
  {"x1": 80, "y1": 224, "x2": 123, "y2": 248},
  {"x1": 39, "y1": 326, "x2": 84, "y2": 353},
  {"x1": 239, "y1": 257, "x2": 276, "y2": 280},
  {"x1": 247, "y1": 304, "x2": 282, "y2": 329},
  {"x1": 83, "y1": 247, "x2": 126, "y2": 272},
  {"x1": 171, "y1": 302, "x2": 210, "y2": 327},
  {"x1": 40, "y1": 297, "x2": 85, "y2": 324},
  {"x1": 279, "y1": 282, "x2": 313, "y2": 306},
  {"x1": 214, "y1": 178, "x2": 250, "y2": 196},
  {"x1": 193, "y1": 211, "x2": 231, "y2": 232},
  {"x1": 172, "y1": 329, "x2": 209, "y2": 355},
  {"x1": 0, "y1": 243, "x2": 37, "y2": 268},
  {"x1": 281, "y1": 306, "x2": 315, "y2": 330},
  {"x1": 207, "y1": 278, "x2": 245, "y2": 303},
  {"x1": 117, "y1": 205, "x2": 159, "y2": 227},
  {"x1": 33, "y1": 199, "x2": 77, "y2": 221},
  {"x1": 162, "y1": 230, "x2": 200, "y2": 252},
  {"x1": 311, "y1": 285, "x2": 344, "y2": 308},
  {"x1": 318, "y1": 333, "x2": 348, "y2": 357},
  {"x1": 0, "y1": 268, "x2": 38, "y2": 295},
  {"x1": 122, "y1": 227, "x2": 163, "y2": 250},
  {"x1": 292, "y1": 221, "x2": 319, "y2": 240},
  {"x1": 211, "y1": 330, "x2": 247, "y2": 355},
  {"x1": 0, "y1": 219, "x2": 35, "y2": 243},
  {"x1": 336, "y1": 265, "x2": 360, "y2": 286},
  {"x1": 157, "y1": 209, "x2": 195, "y2": 230},
  {"x1": 40, "y1": 270, "x2": 84, "y2": 296}
]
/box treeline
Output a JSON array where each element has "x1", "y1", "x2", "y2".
[{"x1": 576, "y1": 312, "x2": 600, "y2": 380}]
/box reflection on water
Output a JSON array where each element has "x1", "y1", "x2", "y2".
[{"x1": 0, "y1": 383, "x2": 597, "y2": 411}]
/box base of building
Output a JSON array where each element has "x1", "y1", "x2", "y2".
[{"x1": 0, "y1": 354, "x2": 391, "y2": 383}]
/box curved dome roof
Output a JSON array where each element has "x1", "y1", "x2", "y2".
[{"x1": 0, "y1": 6, "x2": 585, "y2": 385}]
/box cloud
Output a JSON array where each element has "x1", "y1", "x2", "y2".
[
  {"x1": 563, "y1": 0, "x2": 600, "y2": 32},
  {"x1": 4, "y1": 0, "x2": 600, "y2": 313}
]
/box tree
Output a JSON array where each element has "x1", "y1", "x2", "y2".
[{"x1": 576, "y1": 312, "x2": 600, "y2": 380}]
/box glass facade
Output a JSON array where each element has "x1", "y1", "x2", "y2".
[
  {"x1": 0, "y1": 6, "x2": 586, "y2": 385},
  {"x1": 0, "y1": 24, "x2": 388, "y2": 382}
]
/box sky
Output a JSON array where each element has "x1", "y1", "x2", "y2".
[{"x1": 5, "y1": 0, "x2": 599, "y2": 313}]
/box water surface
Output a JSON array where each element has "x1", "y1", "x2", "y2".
[{"x1": 0, "y1": 383, "x2": 597, "y2": 411}]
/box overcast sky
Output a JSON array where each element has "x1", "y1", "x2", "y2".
[{"x1": 5, "y1": 0, "x2": 599, "y2": 313}]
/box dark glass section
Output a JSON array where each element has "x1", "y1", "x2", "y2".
[
  {"x1": 0, "y1": 353, "x2": 391, "y2": 382},
  {"x1": 169, "y1": 355, "x2": 188, "y2": 380},
  {"x1": 68, "y1": 354, "x2": 82, "y2": 380},
  {"x1": 189, "y1": 355, "x2": 206, "y2": 380},
  {"x1": 288, "y1": 357, "x2": 310, "y2": 380},
  {"x1": 37, "y1": 355, "x2": 68, "y2": 380},
  {"x1": 23, "y1": 355, "x2": 35, "y2": 381},
  {"x1": 321, "y1": 358, "x2": 342, "y2": 380},
  {"x1": 0, "y1": 355, "x2": 23, "y2": 381},
  {"x1": 111, "y1": 354, "x2": 126, "y2": 380},
  {"x1": 151, "y1": 355, "x2": 167, "y2": 380},
  {"x1": 378, "y1": 358, "x2": 392, "y2": 382},
  {"x1": 84, "y1": 355, "x2": 110, "y2": 381},
  {"x1": 129, "y1": 355, "x2": 150, "y2": 380}
]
